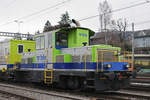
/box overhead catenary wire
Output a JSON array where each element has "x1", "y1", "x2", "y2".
[
  {"x1": 25, "y1": 4, "x2": 66, "y2": 23},
  {"x1": 126, "y1": 19, "x2": 150, "y2": 27},
  {"x1": 0, "y1": 0, "x2": 71, "y2": 27},
  {"x1": 0, "y1": 0, "x2": 148, "y2": 27},
  {"x1": 5, "y1": 0, "x2": 17, "y2": 7},
  {"x1": 135, "y1": 20, "x2": 150, "y2": 26},
  {"x1": 0, "y1": 0, "x2": 150, "y2": 32},
  {"x1": 17, "y1": 0, "x2": 71, "y2": 20},
  {"x1": 0, "y1": 0, "x2": 17, "y2": 22},
  {"x1": 79, "y1": 0, "x2": 150, "y2": 21}
]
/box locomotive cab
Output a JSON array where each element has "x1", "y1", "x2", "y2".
[{"x1": 55, "y1": 27, "x2": 94, "y2": 49}]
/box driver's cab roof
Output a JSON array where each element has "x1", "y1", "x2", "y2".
[
  {"x1": 34, "y1": 27, "x2": 95, "y2": 38},
  {"x1": 56, "y1": 27, "x2": 95, "y2": 37}
]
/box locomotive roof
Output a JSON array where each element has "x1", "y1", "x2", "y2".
[
  {"x1": 57, "y1": 27, "x2": 95, "y2": 37},
  {"x1": 35, "y1": 27, "x2": 95, "y2": 37}
]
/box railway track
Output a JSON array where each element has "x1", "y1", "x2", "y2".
[
  {"x1": 129, "y1": 75, "x2": 150, "y2": 91},
  {"x1": 96, "y1": 90, "x2": 150, "y2": 100},
  {"x1": 0, "y1": 83, "x2": 89, "y2": 100},
  {"x1": 0, "y1": 90, "x2": 33, "y2": 100},
  {"x1": 0, "y1": 81, "x2": 150, "y2": 100}
]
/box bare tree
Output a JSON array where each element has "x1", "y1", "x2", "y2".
[
  {"x1": 117, "y1": 18, "x2": 127, "y2": 42},
  {"x1": 98, "y1": 0, "x2": 112, "y2": 32},
  {"x1": 116, "y1": 18, "x2": 129, "y2": 50}
]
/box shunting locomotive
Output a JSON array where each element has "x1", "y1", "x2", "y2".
[{"x1": 0, "y1": 25, "x2": 134, "y2": 91}]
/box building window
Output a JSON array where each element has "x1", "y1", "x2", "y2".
[{"x1": 18, "y1": 45, "x2": 24, "y2": 53}]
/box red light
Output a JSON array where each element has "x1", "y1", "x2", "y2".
[{"x1": 120, "y1": 74, "x2": 122, "y2": 79}]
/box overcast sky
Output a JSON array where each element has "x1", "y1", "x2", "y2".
[{"x1": 0, "y1": 0, "x2": 150, "y2": 35}]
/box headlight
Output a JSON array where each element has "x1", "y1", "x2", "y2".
[
  {"x1": 105, "y1": 64, "x2": 112, "y2": 69},
  {"x1": 125, "y1": 64, "x2": 130, "y2": 68}
]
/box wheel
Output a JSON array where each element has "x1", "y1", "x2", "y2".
[
  {"x1": 111, "y1": 81, "x2": 121, "y2": 91},
  {"x1": 58, "y1": 76, "x2": 67, "y2": 89},
  {"x1": 67, "y1": 77, "x2": 79, "y2": 90}
]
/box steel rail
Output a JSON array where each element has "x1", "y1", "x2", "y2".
[{"x1": 0, "y1": 83, "x2": 89, "y2": 100}]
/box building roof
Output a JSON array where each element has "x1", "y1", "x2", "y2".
[{"x1": 134, "y1": 29, "x2": 150, "y2": 38}]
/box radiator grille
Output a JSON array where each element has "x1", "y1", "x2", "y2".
[
  {"x1": 0, "y1": 56, "x2": 7, "y2": 64},
  {"x1": 56, "y1": 55, "x2": 64, "y2": 63},
  {"x1": 72, "y1": 56, "x2": 80, "y2": 62},
  {"x1": 98, "y1": 50, "x2": 118, "y2": 62},
  {"x1": 82, "y1": 55, "x2": 92, "y2": 62}
]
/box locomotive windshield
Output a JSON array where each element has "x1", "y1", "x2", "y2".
[{"x1": 56, "y1": 32, "x2": 68, "y2": 48}]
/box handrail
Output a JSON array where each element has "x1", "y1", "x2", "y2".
[
  {"x1": 45, "y1": 48, "x2": 48, "y2": 67},
  {"x1": 128, "y1": 51, "x2": 129, "y2": 62},
  {"x1": 97, "y1": 50, "x2": 99, "y2": 72},
  {"x1": 101, "y1": 50, "x2": 103, "y2": 72},
  {"x1": 44, "y1": 47, "x2": 54, "y2": 84},
  {"x1": 131, "y1": 52, "x2": 134, "y2": 71},
  {"x1": 6, "y1": 55, "x2": 9, "y2": 65},
  {"x1": 85, "y1": 55, "x2": 86, "y2": 72},
  {"x1": 0, "y1": 55, "x2": 8, "y2": 63},
  {"x1": 96, "y1": 49, "x2": 133, "y2": 72},
  {"x1": 51, "y1": 47, "x2": 54, "y2": 84}
]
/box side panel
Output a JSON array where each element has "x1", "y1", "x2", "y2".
[
  {"x1": 68, "y1": 29, "x2": 77, "y2": 48},
  {"x1": 53, "y1": 32, "x2": 61, "y2": 63},
  {"x1": 76, "y1": 29, "x2": 89, "y2": 47},
  {"x1": 92, "y1": 45, "x2": 121, "y2": 62},
  {"x1": 68, "y1": 29, "x2": 89, "y2": 48},
  {"x1": 10, "y1": 40, "x2": 35, "y2": 64},
  {"x1": 0, "y1": 40, "x2": 10, "y2": 64}
]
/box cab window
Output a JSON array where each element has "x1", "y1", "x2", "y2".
[
  {"x1": 41, "y1": 36, "x2": 45, "y2": 49},
  {"x1": 36, "y1": 37, "x2": 40, "y2": 49},
  {"x1": 36, "y1": 36, "x2": 45, "y2": 49},
  {"x1": 56, "y1": 32, "x2": 68, "y2": 48},
  {"x1": 18, "y1": 44, "x2": 24, "y2": 53}
]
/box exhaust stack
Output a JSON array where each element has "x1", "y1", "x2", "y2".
[{"x1": 72, "y1": 19, "x2": 80, "y2": 27}]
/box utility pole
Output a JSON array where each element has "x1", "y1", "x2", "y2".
[
  {"x1": 104, "y1": 13, "x2": 108, "y2": 45},
  {"x1": 100, "y1": 14, "x2": 103, "y2": 32},
  {"x1": 132, "y1": 23, "x2": 134, "y2": 69},
  {"x1": 14, "y1": 20, "x2": 23, "y2": 39},
  {"x1": 14, "y1": 20, "x2": 23, "y2": 33}
]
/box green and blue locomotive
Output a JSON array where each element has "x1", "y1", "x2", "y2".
[{"x1": 0, "y1": 26, "x2": 134, "y2": 91}]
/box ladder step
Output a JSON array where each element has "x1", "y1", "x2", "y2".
[
  {"x1": 45, "y1": 81, "x2": 53, "y2": 83},
  {"x1": 45, "y1": 79, "x2": 52, "y2": 81},
  {"x1": 86, "y1": 85, "x2": 95, "y2": 88},
  {"x1": 45, "y1": 70, "x2": 52, "y2": 71},
  {"x1": 46, "y1": 76, "x2": 52, "y2": 78},
  {"x1": 44, "y1": 68, "x2": 53, "y2": 84},
  {"x1": 45, "y1": 71, "x2": 52, "y2": 72},
  {"x1": 45, "y1": 81, "x2": 52, "y2": 83},
  {"x1": 87, "y1": 78, "x2": 95, "y2": 81}
]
